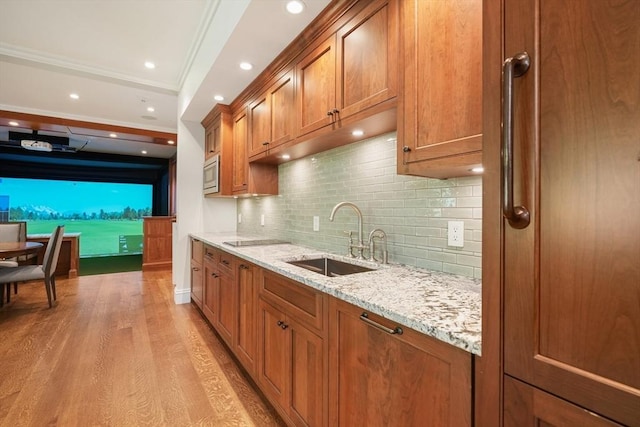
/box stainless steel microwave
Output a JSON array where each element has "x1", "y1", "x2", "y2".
[{"x1": 203, "y1": 154, "x2": 219, "y2": 194}]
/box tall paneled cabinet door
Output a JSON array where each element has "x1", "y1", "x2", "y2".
[
  {"x1": 335, "y1": 0, "x2": 398, "y2": 119},
  {"x1": 397, "y1": 0, "x2": 482, "y2": 179},
  {"x1": 501, "y1": 1, "x2": 640, "y2": 425},
  {"x1": 235, "y1": 261, "x2": 258, "y2": 375},
  {"x1": 248, "y1": 69, "x2": 295, "y2": 160},
  {"x1": 232, "y1": 108, "x2": 249, "y2": 194},
  {"x1": 190, "y1": 238, "x2": 204, "y2": 308},
  {"x1": 296, "y1": 36, "x2": 336, "y2": 137}
]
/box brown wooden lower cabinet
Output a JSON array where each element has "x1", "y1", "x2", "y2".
[
  {"x1": 504, "y1": 376, "x2": 624, "y2": 427},
  {"x1": 216, "y1": 263, "x2": 236, "y2": 347},
  {"x1": 189, "y1": 239, "x2": 204, "y2": 308},
  {"x1": 257, "y1": 298, "x2": 326, "y2": 427},
  {"x1": 202, "y1": 248, "x2": 217, "y2": 322},
  {"x1": 189, "y1": 241, "x2": 475, "y2": 427},
  {"x1": 328, "y1": 297, "x2": 472, "y2": 427},
  {"x1": 235, "y1": 261, "x2": 258, "y2": 375}
]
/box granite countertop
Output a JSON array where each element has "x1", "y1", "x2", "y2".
[{"x1": 190, "y1": 232, "x2": 482, "y2": 355}]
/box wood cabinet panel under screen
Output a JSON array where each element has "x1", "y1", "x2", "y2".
[
  {"x1": 142, "y1": 216, "x2": 172, "y2": 271},
  {"x1": 335, "y1": 0, "x2": 397, "y2": 119},
  {"x1": 328, "y1": 297, "x2": 472, "y2": 427},
  {"x1": 397, "y1": 0, "x2": 482, "y2": 178},
  {"x1": 501, "y1": 0, "x2": 640, "y2": 425}
]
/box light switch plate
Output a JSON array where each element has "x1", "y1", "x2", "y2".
[
  {"x1": 238, "y1": 213, "x2": 242, "y2": 224},
  {"x1": 260, "y1": 214, "x2": 265, "y2": 226},
  {"x1": 313, "y1": 216, "x2": 320, "y2": 231},
  {"x1": 448, "y1": 221, "x2": 464, "y2": 247}
]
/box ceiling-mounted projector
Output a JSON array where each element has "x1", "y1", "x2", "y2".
[{"x1": 21, "y1": 140, "x2": 53, "y2": 152}]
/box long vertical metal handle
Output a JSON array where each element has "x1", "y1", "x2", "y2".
[{"x1": 502, "y1": 52, "x2": 531, "y2": 229}]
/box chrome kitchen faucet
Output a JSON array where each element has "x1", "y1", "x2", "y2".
[{"x1": 329, "y1": 201, "x2": 387, "y2": 263}]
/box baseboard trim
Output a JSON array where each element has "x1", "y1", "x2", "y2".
[{"x1": 174, "y1": 286, "x2": 191, "y2": 305}]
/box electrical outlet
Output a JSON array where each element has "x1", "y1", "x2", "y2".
[
  {"x1": 313, "y1": 216, "x2": 320, "y2": 231},
  {"x1": 260, "y1": 214, "x2": 265, "y2": 226},
  {"x1": 448, "y1": 221, "x2": 464, "y2": 247},
  {"x1": 238, "y1": 213, "x2": 242, "y2": 224}
]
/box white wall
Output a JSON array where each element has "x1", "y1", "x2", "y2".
[
  {"x1": 172, "y1": 0, "x2": 249, "y2": 304},
  {"x1": 172, "y1": 118, "x2": 236, "y2": 304}
]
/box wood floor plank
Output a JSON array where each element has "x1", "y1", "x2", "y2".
[{"x1": 0, "y1": 271, "x2": 284, "y2": 427}]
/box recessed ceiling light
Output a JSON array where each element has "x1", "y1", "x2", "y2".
[
  {"x1": 168, "y1": 140, "x2": 175, "y2": 145},
  {"x1": 214, "y1": 95, "x2": 225, "y2": 101},
  {"x1": 8, "y1": 121, "x2": 19, "y2": 126},
  {"x1": 69, "y1": 93, "x2": 79, "y2": 100},
  {"x1": 470, "y1": 167, "x2": 484, "y2": 173},
  {"x1": 109, "y1": 133, "x2": 118, "y2": 138},
  {"x1": 281, "y1": 154, "x2": 291, "y2": 160},
  {"x1": 286, "y1": 0, "x2": 305, "y2": 14},
  {"x1": 147, "y1": 107, "x2": 155, "y2": 112},
  {"x1": 352, "y1": 129, "x2": 364, "y2": 137},
  {"x1": 141, "y1": 150, "x2": 148, "y2": 155},
  {"x1": 144, "y1": 61, "x2": 156, "y2": 69},
  {"x1": 240, "y1": 62, "x2": 253, "y2": 71}
]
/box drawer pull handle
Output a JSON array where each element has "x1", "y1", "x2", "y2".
[
  {"x1": 221, "y1": 260, "x2": 230, "y2": 266},
  {"x1": 240, "y1": 264, "x2": 249, "y2": 270},
  {"x1": 360, "y1": 312, "x2": 403, "y2": 335},
  {"x1": 192, "y1": 267, "x2": 200, "y2": 271}
]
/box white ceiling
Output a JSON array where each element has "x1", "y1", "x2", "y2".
[{"x1": 0, "y1": 0, "x2": 330, "y2": 158}]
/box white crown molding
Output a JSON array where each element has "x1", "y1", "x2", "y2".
[
  {"x1": 0, "y1": 104, "x2": 177, "y2": 135},
  {"x1": 0, "y1": 43, "x2": 180, "y2": 94},
  {"x1": 177, "y1": 0, "x2": 222, "y2": 90}
]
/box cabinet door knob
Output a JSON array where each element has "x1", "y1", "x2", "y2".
[
  {"x1": 326, "y1": 111, "x2": 334, "y2": 116},
  {"x1": 262, "y1": 141, "x2": 269, "y2": 146},
  {"x1": 332, "y1": 108, "x2": 340, "y2": 114},
  {"x1": 402, "y1": 146, "x2": 411, "y2": 153}
]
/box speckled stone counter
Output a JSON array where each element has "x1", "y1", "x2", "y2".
[{"x1": 190, "y1": 232, "x2": 482, "y2": 355}]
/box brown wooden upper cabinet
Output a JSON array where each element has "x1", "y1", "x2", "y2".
[
  {"x1": 204, "y1": 112, "x2": 221, "y2": 160},
  {"x1": 201, "y1": 104, "x2": 232, "y2": 195},
  {"x1": 232, "y1": 107, "x2": 249, "y2": 194},
  {"x1": 248, "y1": 69, "x2": 296, "y2": 160},
  {"x1": 397, "y1": 0, "x2": 482, "y2": 179},
  {"x1": 232, "y1": 106, "x2": 278, "y2": 196},
  {"x1": 296, "y1": 0, "x2": 398, "y2": 138}
]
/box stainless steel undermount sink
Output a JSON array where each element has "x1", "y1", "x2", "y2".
[{"x1": 286, "y1": 257, "x2": 376, "y2": 277}]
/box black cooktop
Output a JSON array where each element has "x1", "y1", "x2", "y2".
[{"x1": 223, "y1": 239, "x2": 290, "y2": 247}]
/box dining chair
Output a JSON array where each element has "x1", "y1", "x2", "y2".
[
  {"x1": 16, "y1": 221, "x2": 38, "y2": 264},
  {"x1": 0, "y1": 222, "x2": 22, "y2": 243},
  {"x1": 0, "y1": 223, "x2": 22, "y2": 296},
  {"x1": 0, "y1": 225, "x2": 64, "y2": 308}
]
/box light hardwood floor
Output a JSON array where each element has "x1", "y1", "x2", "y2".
[{"x1": 0, "y1": 270, "x2": 284, "y2": 427}]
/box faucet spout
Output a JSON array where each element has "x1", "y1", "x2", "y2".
[{"x1": 329, "y1": 201, "x2": 365, "y2": 258}]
